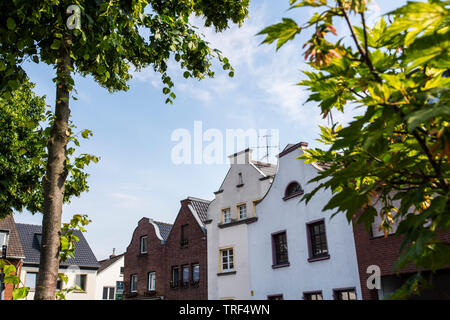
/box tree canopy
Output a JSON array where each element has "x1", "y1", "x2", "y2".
[{"x1": 258, "y1": 0, "x2": 450, "y2": 298}]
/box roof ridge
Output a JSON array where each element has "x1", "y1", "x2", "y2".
[
  {"x1": 153, "y1": 220, "x2": 173, "y2": 226},
  {"x1": 15, "y1": 222, "x2": 43, "y2": 227},
  {"x1": 188, "y1": 196, "x2": 211, "y2": 203}
]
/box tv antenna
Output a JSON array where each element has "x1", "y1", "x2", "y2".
[{"x1": 253, "y1": 134, "x2": 279, "y2": 162}]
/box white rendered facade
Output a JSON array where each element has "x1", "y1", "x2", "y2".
[
  {"x1": 95, "y1": 254, "x2": 124, "y2": 300},
  {"x1": 206, "y1": 149, "x2": 275, "y2": 300},
  {"x1": 248, "y1": 143, "x2": 362, "y2": 300}
]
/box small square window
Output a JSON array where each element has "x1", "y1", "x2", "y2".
[{"x1": 0, "y1": 231, "x2": 8, "y2": 247}]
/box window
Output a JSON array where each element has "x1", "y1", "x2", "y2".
[
  {"x1": 120, "y1": 267, "x2": 124, "y2": 275},
  {"x1": 140, "y1": 235, "x2": 148, "y2": 254},
  {"x1": 182, "y1": 265, "x2": 189, "y2": 285},
  {"x1": 103, "y1": 286, "x2": 115, "y2": 300},
  {"x1": 284, "y1": 182, "x2": 303, "y2": 199},
  {"x1": 237, "y1": 172, "x2": 243, "y2": 186},
  {"x1": 147, "y1": 272, "x2": 156, "y2": 291},
  {"x1": 268, "y1": 294, "x2": 283, "y2": 300},
  {"x1": 272, "y1": 231, "x2": 289, "y2": 266},
  {"x1": 75, "y1": 274, "x2": 87, "y2": 291},
  {"x1": 304, "y1": 291, "x2": 323, "y2": 300},
  {"x1": 334, "y1": 288, "x2": 357, "y2": 300},
  {"x1": 220, "y1": 248, "x2": 234, "y2": 272},
  {"x1": 180, "y1": 224, "x2": 189, "y2": 247},
  {"x1": 171, "y1": 266, "x2": 179, "y2": 287},
  {"x1": 0, "y1": 231, "x2": 8, "y2": 247},
  {"x1": 130, "y1": 274, "x2": 138, "y2": 292},
  {"x1": 56, "y1": 277, "x2": 62, "y2": 290},
  {"x1": 238, "y1": 204, "x2": 247, "y2": 220},
  {"x1": 192, "y1": 264, "x2": 200, "y2": 282},
  {"x1": 307, "y1": 220, "x2": 329, "y2": 260},
  {"x1": 25, "y1": 272, "x2": 37, "y2": 290},
  {"x1": 222, "y1": 208, "x2": 231, "y2": 224}
]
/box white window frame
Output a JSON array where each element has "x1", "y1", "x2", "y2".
[
  {"x1": 221, "y1": 248, "x2": 234, "y2": 272},
  {"x1": 0, "y1": 231, "x2": 8, "y2": 247},
  {"x1": 147, "y1": 272, "x2": 156, "y2": 291},
  {"x1": 75, "y1": 274, "x2": 87, "y2": 292},
  {"x1": 238, "y1": 204, "x2": 247, "y2": 220},
  {"x1": 222, "y1": 208, "x2": 231, "y2": 224},
  {"x1": 130, "y1": 274, "x2": 138, "y2": 292}
]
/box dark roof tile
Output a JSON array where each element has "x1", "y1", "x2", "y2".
[{"x1": 16, "y1": 223, "x2": 99, "y2": 268}]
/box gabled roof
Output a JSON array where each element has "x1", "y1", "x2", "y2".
[
  {"x1": 97, "y1": 253, "x2": 124, "y2": 273},
  {"x1": 0, "y1": 215, "x2": 25, "y2": 259},
  {"x1": 153, "y1": 221, "x2": 173, "y2": 241},
  {"x1": 16, "y1": 223, "x2": 99, "y2": 268},
  {"x1": 188, "y1": 197, "x2": 211, "y2": 224}
]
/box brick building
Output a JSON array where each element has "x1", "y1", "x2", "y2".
[
  {"x1": 124, "y1": 197, "x2": 209, "y2": 300},
  {"x1": 353, "y1": 212, "x2": 450, "y2": 300},
  {"x1": 0, "y1": 215, "x2": 25, "y2": 300}
]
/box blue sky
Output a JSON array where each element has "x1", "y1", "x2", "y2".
[{"x1": 14, "y1": 0, "x2": 403, "y2": 260}]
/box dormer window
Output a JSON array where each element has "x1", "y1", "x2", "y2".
[
  {"x1": 0, "y1": 231, "x2": 8, "y2": 247},
  {"x1": 283, "y1": 182, "x2": 303, "y2": 200}
]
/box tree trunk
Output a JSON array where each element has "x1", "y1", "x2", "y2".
[{"x1": 34, "y1": 35, "x2": 72, "y2": 300}]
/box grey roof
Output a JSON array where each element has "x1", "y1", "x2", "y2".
[
  {"x1": 16, "y1": 223, "x2": 99, "y2": 268},
  {"x1": 154, "y1": 222, "x2": 173, "y2": 241},
  {"x1": 188, "y1": 197, "x2": 211, "y2": 223},
  {"x1": 98, "y1": 253, "x2": 124, "y2": 273},
  {"x1": 252, "y1": 161, "x2": 277, "y2": 177}
]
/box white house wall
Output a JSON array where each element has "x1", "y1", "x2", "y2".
[
  {"x1": 95, "y1": 256, "x2": 124, "y2": 300},
  {"x1": 20, "y1": 266, "x2": 97, "y2": 300},
  {"x1": 207, "y1": 150, "x2": 273, "y2": 300},
  {"x1": 248, "y1": 147, "x2": 362, "y2": 300}
]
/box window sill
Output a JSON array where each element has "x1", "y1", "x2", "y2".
[
  {"x1": 282, "y1": 191, "x2": 304, "y2": 201},
  {"x1": 138, "y1": 252, "x2": 148, "y2": 257},
  {"x1": 218, "y1": 217, "x2": 258, "y2": 228},
  {"x1": 272, "y1": 262, "x2": 290, "y2": 269},
  {"x1": 307, "y1": 254, "x2": 330, "y2": 263},
  {"x1": 217, "y1": 271, "x2": 236, "y2": 276},
  {"x1": 236, "y1": 184, "x2": 244, "y2": 188}
]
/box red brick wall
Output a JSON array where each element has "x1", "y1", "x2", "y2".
[
  {"x1": 124, "y1": 199, "x2": 207, "y2": 300},
  {"x1": 163, "y1": 199, "x2": 207, "y2": 300},
  {"x1": 124, "y1": 217, "x2": 165, "y2": 299},
  {"x1": 352, "y1": 219, "x2": 450, "y2": 300}
]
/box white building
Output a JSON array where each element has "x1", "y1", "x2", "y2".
[
  {"x1": 16, "y1": 223, "x2": 99, "y2": 300},
  {"x1": 206, "y1": 149, "x2": 276, "y2": 300},
  {"x1": 95, "y1": 252, "x2": 125, "y2": 300},
  {"x1": 248, "y1": 142, "x2": 362, "y2": 300}
]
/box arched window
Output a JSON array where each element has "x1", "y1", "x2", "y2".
[{"x1": 284, "y1": 182, "x2": 303, "y2": 199}]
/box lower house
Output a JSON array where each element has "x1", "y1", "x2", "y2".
[
  {"x1": 353, "y1": 209, "x2": 450, "y2": 300},
  {"x1": 0, "y1": 215, "x2": 25, "y2": 300},
  {"x1": 248, "y1": 143, "x2": 362, "y2": 300},
  {"x1": 95, "y1": 251, "x2": 125, "y2": 300},
  {"x1": 16, "y1": 223, "x2": 99, "y2": 300},
  {"x1": 124, "y1": 197, "x2": 209, "y2": 300}
]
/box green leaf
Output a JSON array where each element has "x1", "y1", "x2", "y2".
[
  {"x1": 50, "y1": 39, "x2": 61, "y2": 50},
  {"x1": 7, "y1": 18, "x2": 16, "y2": 30},
  {"x1": 12, "y1": 287, "x2": 30, "y2": 300}
]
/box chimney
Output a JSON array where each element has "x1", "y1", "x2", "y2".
[
  {"x1": 109, "y1": 248, "x2": 116, "y2": 259},
  {"x1": 228, "y1": 148, "x2": 252, "y2": 165}
]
